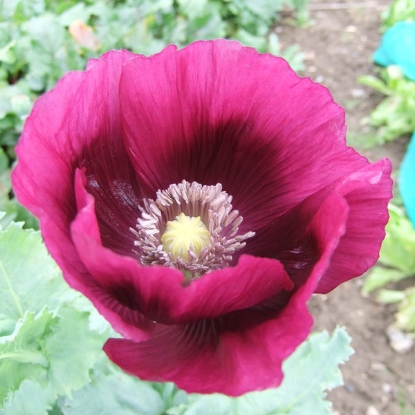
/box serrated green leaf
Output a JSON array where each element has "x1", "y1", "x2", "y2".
[
  {"x1": 378, "y1": 204, "x2": 415, "y2": 273},
  {"x1": 0, "y1": 379, "x2": 55, "y2": 415},
  {"x1": 0, "y1": 222, "x2": 77, "y2": 334},
  {"x1": 60, "y1": 361, "x2": 165, "y2": 415},
  {"x1": 0, "y1": 219, "x2": 114, "y2": 410},
  {"x1": 42, "y1": 306, "x2": 105, "y2": 397},
  {"x1": 0, "y1": 306, "x2": 106, "y2": 407},
  {"x1": 0, "y1": 202, "x2": 39, "y2": 231},
  {"x1": 169, "y1": 327, "x2": 353, "y2": 415},
  {"x1": 0, "y1": 309, "x2": 54, "y2": 403}
]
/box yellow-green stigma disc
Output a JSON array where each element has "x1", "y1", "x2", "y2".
[{"x1": 161, "y1": 213, "x2": 210, "y2": 260}]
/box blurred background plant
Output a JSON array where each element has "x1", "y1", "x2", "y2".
[
  {"x1": 358, "y1": 65, "x2": 415, "y2": 145},
  {"x1": 358, "y1": 0, "x2": 415, "y2": 146},
  {"x1": 362, "y1": 205, "x2": 415, "y2": 335},
  {"x1": 358, "y1": 0, "x2": 415, "y2": 344},
  {"x1": 381, "y1": 0, "x2": 415, "y2": 29}
]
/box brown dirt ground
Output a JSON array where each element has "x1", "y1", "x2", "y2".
[{"x1": 277, "y1": 1, "x2": 415, "y2": 414}]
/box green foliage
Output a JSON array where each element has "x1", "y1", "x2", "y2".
[
  {"x1": 0, "y1": 220, "x2": 71, "y2": 334},
  {"x1": 1, "y1": 380, "x2": 55, "y2": 415},
  {"x1": 0, "y1": 306, "x2": 103, "y2": 402},
  {"x1": 363, "y1": 204, "x2": 415, "y2": 333},
  {"x1": 0, "y1": 0, "x2": 308, "y2": 160},
  {"x1": 0, "y1": 151, "x2": 38, "y2": 228},
  {"x1": 60, "y1": 359, "x2": 166, "y2": 415},
  {"x1": 396, "y1": 288, "x2": 415, "y2": 332},
  {"x1": 358, "y1": 66, "x2": 415, "y2": 144},
  {"x1": 0, "y1": 220, "x2": 107, "y2": 411},
  {"x1": 0, "y1": 217, "x2": 353, "y2": 414},
  {"x1": 0, "y1": 310, "x2": 53, "y2": 402},
  {"x1": 382, "y1": 0, "x2": 415, "y2": 30}
]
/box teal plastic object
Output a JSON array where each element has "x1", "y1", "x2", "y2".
[
  {"x1": 400, "y1": 132, "x2": 415, "y2": 226},
  {"x1": 374, "y1": 21, "x2": 415, "y2": 81}
]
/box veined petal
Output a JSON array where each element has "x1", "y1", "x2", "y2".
[
  {"x1": 119, "y1": 40, "x2": 368, "y2": 232},
  {"x1": 316, "y1": 158, "x2": 392, "y2": 293},
  {"x1": 103, "y1": 300, "x2": 312, "y2": 397},
  {"x1": 244, "y1": 159, "x2": 392, "y2": 291}
]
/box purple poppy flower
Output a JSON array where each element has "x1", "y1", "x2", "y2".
[{"x1": 12, "y1": 40, "x2": 392, "y2": 396}]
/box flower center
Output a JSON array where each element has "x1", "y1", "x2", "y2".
[
  {"x1": 131, "y1": 180, "x2": 254, "y2": 281},
  {"x1": 161, "y1": 213, "x2": 210, "y2": 260}
]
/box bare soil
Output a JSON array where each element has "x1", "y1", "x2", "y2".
[{"x1": 277, "y1": 1, "x2": 415, "y2": 414}]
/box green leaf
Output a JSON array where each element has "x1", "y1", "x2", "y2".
[
  {"x1": 382, "y1": 0, "x2": 415, "y2": 29},
  {"x1": 363, "y1": 204, "x2": 415, "y2": 334},
  {"x1": 0, "y1": 222, "x2": 77, "y2": 334},
  {"x1": 60, "y1": 360, "x2": 165, "y2": 415},
  {"x1": 281, "y1": 44, "x2": 304, "y2": 72},
  {"x1": 358, "y1": 75, "x2": 392, "y2": 96},
  {"x1": 186, "y1": 4, "x2": 226, "y2": 41},
  {"x1": 359, "y1": 68, "x2": 415, "y2": 143},
  {"x1": 143, "y1": 0, "x2": 173, "y2": 14},
  {"x1": 42, "y1": 305, "x2": 105, "y2": 397},
  {"x1": 152, "y1": 382, "x2": 188, "y2": 413},
  {"x1": 168, "y1": 327, "x2": 353, "y2": 415},
  {"x1": 233, "y1": 28, "x2": 267, "y2": 52},
  {"x1": 0, "y1": 41, "x2": 16, "y2": 65},
  {"x1": 0, "y1": 309, "x2": 53, "y2": 403},
  {"x1": 57, "y1": 3, "x2": 90, "y2": 26},
  {"x1": 1, "y1": 379, "x2": 55, "y2": 415},
  {"x1": 0, "y1": 149, "x2": 11, "y2": 209},
  {"x1": 378, "y1": 205, "x2": 415, "y2": 273},
  {"x1": 0, "y1": 219, "x2": 113, "y2": 409},
  {"x1": 0, "y1": 306, "x2": 105, "y2": 407},
  {"x1": 362, "y1": 266, "x2": 410, "y2": 296},
  {"x1": 177, "y1": 0, "x2": 208, "y2": 19},
  {"x1": 377, "y1": 289, "x2": 406, "y2": 304},
  {"x1": 396, "y1": 288, "x2": 415, "y2": 332}
]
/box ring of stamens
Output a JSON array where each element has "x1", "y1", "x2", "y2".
[{"x1": 131, "y1": 180, "x2": 255, "y2": 280}]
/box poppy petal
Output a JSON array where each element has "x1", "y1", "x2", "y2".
[
  {"x1": 119, "y1": 40, "x2": 369, "y2": 233},
  {"x1": 316, "y1": 158, "x2": 392, "y2": 293}
]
